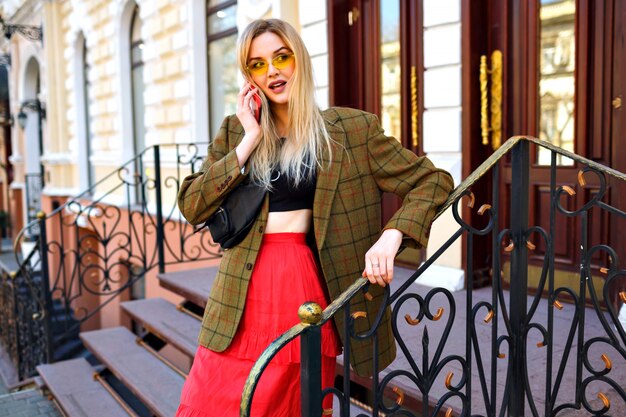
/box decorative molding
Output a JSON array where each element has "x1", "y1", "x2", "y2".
[
  {"x1": 8, "y1": 154, "x2": 23, "y2": 164},
  {"x1": 69, "y1": 0, "x2": 90, "y2": 37},
  {"x1": 42, "y1": 186, "x2": 81, "y2": 197},
  {"x1": 40, "y1": 152, "x2": 74, "y2": 165},
  {"x1": 6, "y1": 0, "x2": 42, "y2": 24},
  {"x1": 0, "y1": 16, "x2": 42, "y2": 42},
  {"x1": 88, "y1": 151, "x2": 125, "y2": 165}
]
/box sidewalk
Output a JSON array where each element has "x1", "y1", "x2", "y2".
[{"x1": 0, "y1": 376, "x2": 60, "y2": 417}]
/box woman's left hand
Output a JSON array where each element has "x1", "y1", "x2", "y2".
[{"x1": 362, "y1": 229, "x2": 403, "y2": 287}]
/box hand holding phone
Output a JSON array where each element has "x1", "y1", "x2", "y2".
[{"x1": 251, "y1": 93, "x2": 262, "y2": 123}]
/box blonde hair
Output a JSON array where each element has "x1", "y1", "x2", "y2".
[{"x1": 237, "y1": 19, "x2": 332, "y2": 188}]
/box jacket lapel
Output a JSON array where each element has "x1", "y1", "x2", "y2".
[{"x1": 313, "y1": 110, "x2": 345, "y2": 250}]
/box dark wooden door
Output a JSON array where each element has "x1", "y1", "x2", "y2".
[
  {"x1": 464, "y1": 0, "x2": 624, "y2": 294},
  {"x1": 609, "y1": 0, "x2": 626, "y2": 307},
  {"x1": 328, "y1": 0, "x2": 425, "y2": 266}
]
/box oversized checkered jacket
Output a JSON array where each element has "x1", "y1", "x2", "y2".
[{"x1": 177, "y1": 107, "x2": 454, "y2": 377}]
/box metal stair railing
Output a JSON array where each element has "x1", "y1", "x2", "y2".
[
  {"x1": 3, "y1": 142, "x2": 223, "y2": 380},
  {"x1": 241, "y1": 136, "x2": 626, "y2": 417},
  {"x1": 0, "y1": 235, "x2": 47, "y2": 381}
]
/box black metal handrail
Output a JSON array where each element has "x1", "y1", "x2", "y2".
[
  {"x1": 4, "y1": 142, "x2": 223, "y2": 379},
  {"x1": 241, "y1": 136, "x2": 626, "y2": 417}
]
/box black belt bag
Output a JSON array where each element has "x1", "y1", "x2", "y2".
[{"x1": 198, "y1": 180, "x2": 266, "y2": 249}]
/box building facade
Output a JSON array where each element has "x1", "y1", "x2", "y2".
[{"x1": 0, "y1": 0, "x2": 624, "y2": 323}]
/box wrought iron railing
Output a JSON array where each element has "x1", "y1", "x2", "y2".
[
  {"x1": 3, "y1": 143, "x2": 222, "y2": 379},
  {"x1": 0, "y1": 238, "x2": 47, "y2": 380},
  {"x1": 241, "y1": 137, "x2": 626, "y2": 417}
]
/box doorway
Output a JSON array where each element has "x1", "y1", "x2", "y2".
[
  {"x1": 463, "y1": 0, "x2": 625, "y2": 298},
  {"x1": 328, "y1": 0, "x2": 425, "y2": 266}
]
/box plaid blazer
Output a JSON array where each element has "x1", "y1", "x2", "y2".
[{"x1": 178, "y1": 107, "x2": 454, "y2": 377}]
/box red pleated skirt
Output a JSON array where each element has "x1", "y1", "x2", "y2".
[{"x1": 176, "y1": 233, "x2": 341, "y2": 417}]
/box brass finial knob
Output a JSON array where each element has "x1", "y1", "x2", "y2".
[
  {"x1": 298, "y1": 302, "x2": 322, "y2": 325},
  {"x1": 36, "y1": 211, "x2": 46, "y2": 219}
]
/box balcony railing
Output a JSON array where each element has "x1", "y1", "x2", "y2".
[
  {"x1": 241, "y1": 137, "x2": 626, "y2": 417},
  {"x1": 2, "y1": 143, "x2": 223, "y2": 379}
]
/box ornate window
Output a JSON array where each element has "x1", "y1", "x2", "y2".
[
  {"x1": 207, "y1": 0, "x2": 238, "y2": 137},
  {"x1": 81, "y1": 36, "x2": 95, "y2": 188},
  {"x1": 130, "y1": 6, "x2": 145, "y2": 157}
]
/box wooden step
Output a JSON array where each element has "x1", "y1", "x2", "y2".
[
  {"x1": 157, "y1": 266, "x2": 218, "y2": 307},
  {"x1": 37, "y1": 358, "x2": 130, "y2": 417},
  {"x1": 80, "y1": 327, "x2": 185, "y2": 417},
  {"x1": 121, "y1": 298, "x2": 200, "y2": 357}
]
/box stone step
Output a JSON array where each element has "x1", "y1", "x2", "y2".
[
  {"x1": 121, "y1": 298, "x2": 200, "y2": 357},
  {"x1": 80, "y1": 327, "x2": 185, "y2": 417},
  {"x1": 157, "y1": 266, "x2": 218, "y2": 308},
  {"x1": 37, "y1": 358, "x2": 129, "y2": 417}
]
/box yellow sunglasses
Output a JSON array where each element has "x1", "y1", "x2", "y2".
[{"x1": 246, "y1": 53, "x2": 295, "y2": 75}]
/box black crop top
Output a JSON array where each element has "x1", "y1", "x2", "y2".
[{"x1": 268, "y1": 164, "x2": 316, "y2": 212}]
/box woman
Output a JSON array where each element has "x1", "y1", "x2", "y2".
[{"x1": 176, "y1": 18, "x2": 453, "y2": 417}]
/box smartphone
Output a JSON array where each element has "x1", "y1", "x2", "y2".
[{"x1": 251, "y1": 93, "x2": 262, "y2": 123}]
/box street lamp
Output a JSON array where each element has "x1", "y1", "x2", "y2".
[
  {"x1": 16, "y1": 109, "x2": 27, "y2": 130},
  {"x1": 17, "y1": 99, "x2": 45, "y2": 130},
  {"x1": 0, "y1": 15, "x2": 42, "y2": 42}
]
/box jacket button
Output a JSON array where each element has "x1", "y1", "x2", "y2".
[
  {"x1": 217, "y1": 186, "x2": 222, "y2": 192},
  {"x1": 258, "y1": 226, "x2": 263, "y2": 233},
  {"x1": 246, "y1": 263, "x2": 253, "y2": 270},
  {"x1": 227, "y1": 175, "x2": 232, "y2": 180}
]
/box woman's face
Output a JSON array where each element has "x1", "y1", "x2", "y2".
[{"x1": 247, "y1": 32, "x2": 295, "y2": 107}]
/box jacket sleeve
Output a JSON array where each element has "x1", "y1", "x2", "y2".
[
  {"x1": 365, "y1": 113, "x2": 454, "y2": 249},
  {"x1": 177, "y1": 116, "x2": 247, "y2": 225}
]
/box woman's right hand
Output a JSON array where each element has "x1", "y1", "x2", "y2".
[
  {"x1": 236, "y1": 83, "x2": 262, "y2": 138},
  {"x1": 235, "y1": 83, "x2": 263, "y2": 168}
]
